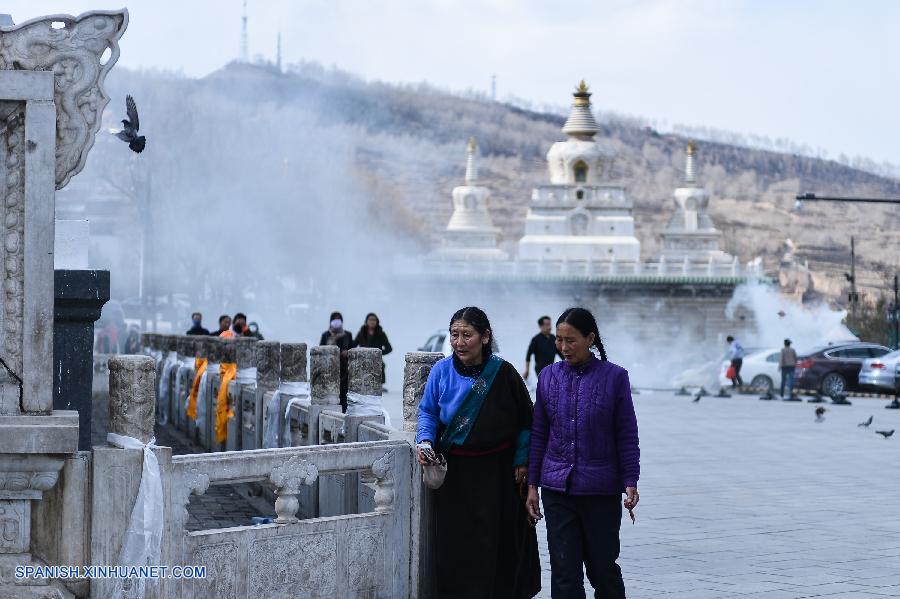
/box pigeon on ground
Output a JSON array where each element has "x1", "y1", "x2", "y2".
[
  {"x1": 692, "y1": 391, "x2": 701, "y2": 403},
  {"x1": 815, "y1": 406, "x2": 826, "y2": 422},
  {"x1": 114, "y1": 95, "x2": 146, "y2": 153},
  {"x1": 858, "y1": 416, "x2": 873, "y2": 428},
  {"x1": 875, "y1": 429, "x2": 894, "y2": 439}
]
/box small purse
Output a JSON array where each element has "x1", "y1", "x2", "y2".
[{"x1": 417, "y1": 443, "x2": 448, "y2": 489}]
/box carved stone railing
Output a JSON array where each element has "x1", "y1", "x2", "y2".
[{"x1": 160, "y1": 440, "x2": 411, "y2": 598}]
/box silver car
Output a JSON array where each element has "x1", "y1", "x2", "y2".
[{"x1": 859, "y1": 349, "x2": 900, "y2": 391}]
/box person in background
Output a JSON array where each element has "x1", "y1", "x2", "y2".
[
  {"x1": 247, "y1": 321, "x2": 264, "y2": 340},
  {"x1": 213, "y1": 314, "x2": 231, "y2": 337},
  {"x1": 354, "y1": 313, "x2": 393, "y2": 391},
  {"x1": 779, "y1": 338, "x2": 798, "y2": 398},
  {"x1": 123, "y1": 325, "x2": 142, "y2": 354},
  {"x1": 416, "y1": 306, "x2": 540, "y2": 598},
  {"x1": 522, "y1": 315, "x2": 562, "y2": 382},
  {"x1": 726, "y1": 335, "x2": 745, "y2": 387},
  {"x1": 186, "y1": 312, "x2": 210, "y2": 336},
  {"x1": 220, "y1": 312, "x2": 247, "y2": 338},
  {"x1": 320, "y1": 312, "x2": 355, "y2": 410},
  {"x1": 526, "y1": 307, "x2": 640, "y2": 598}
]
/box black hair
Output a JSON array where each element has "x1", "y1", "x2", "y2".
[
  {"x1": 556, "y1": 307, "x2": 607, "y2": 361},
  {"x1": 726, "y1": 336, "x2": 734, "y2": 342},
  {"x1": 329, "y1": 311, "x2": 343, "y2": 322},
  {"x1": 218, "y1": 314, "x2": 230, "y2": 325},
  {"x1": 449, "y1": 306, "x2": 495, "y2": 359},
  {"x1": 233, "y1": 312, "x2": 247, "y2": 323},
  {"x1": 537, "y1": 315, "x2": 551, "y2": 326},
  {"x1": 784, "y1": 339, "x2": 791, "y2": 346},
  {"x1": 359, "y1": 312, "x2": 383, "y2": 337},
  {"x1": 191, "y1": 312, "x2": 202, "y2": 320}
]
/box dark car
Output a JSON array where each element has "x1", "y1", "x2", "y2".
[{"x1": 795, "y1": 342, "x2": 893, "y2": 396}]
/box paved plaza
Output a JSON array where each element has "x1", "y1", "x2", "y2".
[{"x1": 531, "y1": 390, "x2": 900, "y2": 598}]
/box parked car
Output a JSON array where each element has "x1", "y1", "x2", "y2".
[
  {"x1": 419, "y1": 330, "x2": 451, "y2": 356},
  {"x1": 795, "y1": 342, "x2": 893, "y2": 396},
  {"x1": 858, "y1": 349, "x2": 900, "y2": 391},
  {"x1": 717, "y1": 348, "x2": 781, "y2": 391}
]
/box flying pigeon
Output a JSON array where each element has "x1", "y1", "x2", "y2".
[
  {"x1": 875, "y1": 429, "x2": 894, "y2": 439},
  {"x1": 115, "y1": 95, "x2": 146, "y2": 153},
  {"x1": 814, "y1": 406, "x2": 826, "y2": 422},
  {"x1": 858, "y1": 416, "x2": 873, "y2": 428}
]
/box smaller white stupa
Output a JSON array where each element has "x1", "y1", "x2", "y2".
[
  {"x1": 433, "y1": 138, "x2": 507, "y2": 260},
  {"x1": 660, "y1": 142, "x2": 734, "y2": 265}
]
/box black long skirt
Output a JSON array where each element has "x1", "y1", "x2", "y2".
[{"x1": 434, "y1": 446, "x2": 541, "y2": 599}]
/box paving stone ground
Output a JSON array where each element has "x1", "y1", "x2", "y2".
[
  {"x1": 531, "y1": 390, "x2": 900, "y2": 598},
  {"x1": 154, "y1": 422, "x2": 276, "y2": 531}
]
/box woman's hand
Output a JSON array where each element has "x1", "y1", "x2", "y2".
[
  {"x1": 514, "y1": 465, "x2": 527, "y2": 484},
  {"x1": 624, "y1": 487, "x2": 639, "y2": 510},
  {"x1": 416, "y1": 442, "x2": 432, "y2": 466},
  {"x1": 525, "y1": 485, "x2": 542, "y2": 524}
]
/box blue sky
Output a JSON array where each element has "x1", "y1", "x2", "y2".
[{"x1": 6, "y1": 1, "x2": 900, "y2": 166}]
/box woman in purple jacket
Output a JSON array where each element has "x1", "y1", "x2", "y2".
[{"x1": 526, "y1": 308, "x2": 640, "y2": 598}]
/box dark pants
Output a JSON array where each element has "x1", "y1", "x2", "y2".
[
  {"x1": 542, "y1": 490, "x2": 625, "y2": 599},
  {"x1": 780, "y1": 366, "x2": 795, "y2": 398},
  {"x1": 730, "y1": 358, "x2": 744, "y2": 387}
]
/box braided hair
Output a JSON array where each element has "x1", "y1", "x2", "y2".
[
  {"x1": 449, "y1": 306, "x2": 495, "y2": 360},
  {"x1": 556, "y1": 307, "x2": 608, "y2": 361}
]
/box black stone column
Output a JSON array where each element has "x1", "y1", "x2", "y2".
[{"x1": 53, "y1": 270, "x2": 110, "y2": 450}]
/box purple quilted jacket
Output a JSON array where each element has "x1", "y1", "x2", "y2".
[{"x1": 528, "y1": 357, "x2": 640, "y2": 495}]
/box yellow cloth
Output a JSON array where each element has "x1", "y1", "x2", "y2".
[
  {"x1": 215, "y1": 362, "x2": 238, "y2": 445},
  {"x1": 186, "y1": 357, "x2": 207, "y2": 420}
]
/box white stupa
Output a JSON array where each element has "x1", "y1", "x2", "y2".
[
  {"x1": 660, "y1": 142, "x2": 734, "y2": 265},
  {"x1": 517, "y1": 81, "x2": 641, "y2": 263},
  {"x1": 433, "y1": 138, "x2": 507, "y2": 260}
]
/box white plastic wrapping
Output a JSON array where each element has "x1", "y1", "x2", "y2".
[
  {"x1": 106, "y1": 433, "x2": 163, "y2": 599},
  {"x1": 175, "y1": 359, "x2": 194, "y2": 419},
  {"x1": 195, "y1": 363, "x2": 218, "y2": 434},
  {"x1": 156, "y1": 351, "x2": 178, "y2": 425},
  {"x1": 236, "y1": 367, "x2": 257, "y2": 386},
  {"x1": 281, "y1": 385, "x2": 312, "y2": 446},
  {"x1": 263, "y1": 381, "x2": 309, "y2": 448},
  {"x1": 347, "y1": 391, "x2": 390, "y2": 428}
]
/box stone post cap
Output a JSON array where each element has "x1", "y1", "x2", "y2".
[
  {"x1": 164, "y1": 334, "x2": 178, "y2": 352},
  {"x1": 310, "y1": 345, "x2": 339, "y2": 357},
  {"x1": 280, "y1": 343, "x2": 308, "y2": 382},
  {"x1": 176, "y1": 335, "x2": 193, "y2": 356},
  {"x1": 404, "y1": 351, "x2": 445, "y2": 364},
  {"x1": 221, "y1": 338, "x2": 237, "y2": 363},
  {"x1": 234, "y1": 337, "x2": 257, "y2": 368},
  {"x1": 108, "y1": 355, "x2": 156, "y2": 444},
  {"x1": 205, "y1": 337, "x2": 224, "y2": 363},
  {"x1": 191, "y1": 336, "x2": 207, "y2": 358},
  {"x1": 348, "y1": 347, "x2": 383, "y2": 396},
  {"x1": 256, "y1": 342, "x2": 281, "y2": 389}
]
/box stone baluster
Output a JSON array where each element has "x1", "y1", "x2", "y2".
[
  {"x1": 269, "y1": 456, "x2": 318, "y2": 524},
  {"x1": 186, "y1": 336, "x2": 207, "y2": 441},
  {"x1": 107, "y1": 356, "x2": 156, "y2": 444},
  {"x1": 201, "y1": 338, "x2": 225, "y2": 450},
  {"x1": 228, "y1": 337, "x2": 257, "y2": 451},
  {"x1": 279, "y1": 343, "x2": 308, "y2": 447},
  {"x1": 402, "y1": 352, "x2": 444, "y2": 433},
  {"x1": 250, "y1": 341, "x2": 281, "y2": 450},
  {"x1": 173, "y1": 336, "x2": 194, "y2": 431},
  {"x1": 308, "y1": 346, "x2": 339, "y2": 445},
  {"x1": 346, "y1": 347, "x2": 384, "y2": 439}
]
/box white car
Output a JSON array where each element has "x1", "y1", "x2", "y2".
[
  {"x1": 419, "y1": 330, "x2": 451, "y2": 356},
  {"x1": 718, "y1": 348, "x2": 782, "y2": 391},
  {"x1": 858, "y1": 349, "x2": 900, "y2": 391}
]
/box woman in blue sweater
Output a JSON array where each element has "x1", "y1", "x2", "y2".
[{"x1": 417, "y1": 307, "x2": 540, "y2": 598}]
